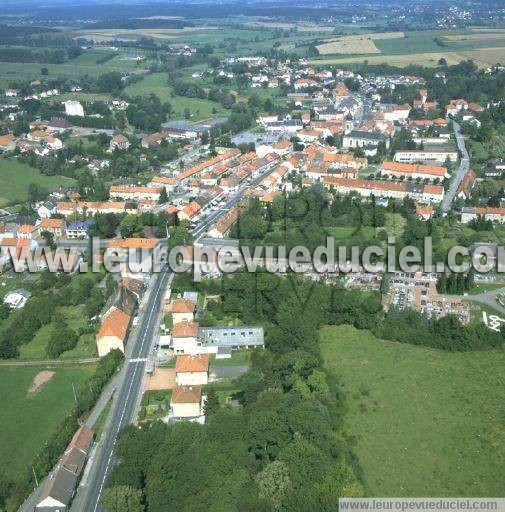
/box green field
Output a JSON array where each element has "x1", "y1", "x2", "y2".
[
  {"x1": 18, "y1": 306, "x2": 97, "y2": 360},
  {"x1": 309, "y1": 28, "x2": 505, "y2": 68},
  {"x1": 0, "y1": 157, "x2": 74, "y2": 207},
  {"x1": 0, "y1": 364, "x2": 96, "y2": 480},
  {"x1": 320, "y1": 325, "x2": 505, "y2": 496},
  {"x1": 0, "y1": 50, "x2": 148, "y2": 88},
  {"x1": 125, "y1": 72, "x2": 225, "y2": 121}
]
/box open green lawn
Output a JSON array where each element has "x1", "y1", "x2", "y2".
[
  {"x1": 125, "y1": 73, "x2": 225, "y2": 121},
  {"x1": 210, "y1": 350, "x2": 252, "y2": 367},
  {"x1": 0, "y1": 157, "x2": 74, "y2": 207},
  {"x1": 0, "y1": 364, "x2": 96, "y2": 480},
  {"x1": 18, "y1": 306, "x2": 97, "y2": 360},
  {"x1": 320, "y1": 325, "x2": 505, "y2": 496}
]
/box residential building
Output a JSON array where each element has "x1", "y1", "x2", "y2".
[
  {"x1": 64, "y1": 100, "x2": 84, "y2": 117},
  {"x1": 39, "y1": 218, "x2": 66, "y2": 238},
  {"x1": 109, "y1": 185, "x2": 160, "y2": 202},
  {"x1": 172, "y1": 321, "x2": 200, "y2": 354},
  {"x1": 109, "y1": 134, "x2": 130, "y2": 151},
  {"x1": 321, "y1": 176, "x2": 444, "y2": 203},
  {"x1": 96, "y1": 307, "x2": 131, "y2": 356},
  {"x1": 169, "y1": 298, "x2": 196, "y2": 324},
  {"x1": 65, "y1": 220, "x2": 96, "y2": 239},
  {"x1": 3, "y1": 289, "x2": 31, "y2": 309},
  {"x1": 35, "y1": 425, "x2": 93, "y2": 512},
  {"x1": 461, "y1": 207, "x2": 505, "y2": 224},
  {"x1": 171, "y1": 385, "x2": 203, "y2": 418},
  {"x1": 175, "y1": 355, "x2": 209, "y2": 386}
]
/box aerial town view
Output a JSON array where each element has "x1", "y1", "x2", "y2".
[{"x1": 0, "y1": 0, "x2": 504, "y2": 510}]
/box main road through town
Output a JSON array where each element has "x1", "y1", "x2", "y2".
[
  {"x1": 76, "y1": 165, "x2": 275, "y2": 512},
  {"x1": 78, "y1": 265, "x2": 170, "y2": 512},
  {"x1": 441, "y1": 120, "x2": 470, "y2": 213}
]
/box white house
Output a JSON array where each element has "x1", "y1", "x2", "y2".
[
  {"x1": 64, "y1": 101, "x2": 84, "y2": 117},
  {"x1": 3, "y1": 289, "x2": 31, "y2": 309}
]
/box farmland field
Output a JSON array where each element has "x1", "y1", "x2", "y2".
[
  {"x1": 0, "y1": 158, "x2": 75, "y2": 207},
  {"x1": 310, "y1": 28, "x2": 505, "y2": 67},
  {"x1": 316, "y1": 31, "x2": 405, "y2": 55},
  {"x1": 0, "y1": 364, "x2": 96, "y2": 480},
  {"x1": 320, "y1": 325, "x2": 505, "y2": 496},
  {"x1": 309, "y1": 46, "x2": 505, "y2": 68}
]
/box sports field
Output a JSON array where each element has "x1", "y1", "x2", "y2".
[
  {"x1": 0, "y1": 364, "x2": 96, "y2": 480},
  {"x1": 0, "y1": 158, "x2": 75, "y2": 207},
  {"x1": 320, "y1": 325, "x2": 505, "y2": 496}
]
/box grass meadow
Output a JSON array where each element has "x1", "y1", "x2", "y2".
[
  {"x1": 0, "y1": 158, "x2": 75, "y2": 207},
  {"x1": 320, "y1": 325, "x2": 505, "y2": 496},
  {"x1": 0, "y1": 364, "x2": 96, "y2": 480},
  {"x1": 125, "y1": 72, "x2": 225, "y2": 120}
]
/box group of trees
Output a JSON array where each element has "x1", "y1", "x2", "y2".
[
  {"x1": 437, "y1": 270, "x2": 474, "y2": 295},
  {"x1": 104, "y1": 271, "x2": 369, "y2": 511},
  {"x1": 375, "y1": 307, "x2": 504, "y2": 351},
  {"x1": 231, "y1": 187, "x2": 389, "y2": 253},
  {"x1": 125, "y1": 94, "x2": 172, "y2": 131},
  {"x1": 0, "y1": 271, "x2": 107, "y2": 359}
]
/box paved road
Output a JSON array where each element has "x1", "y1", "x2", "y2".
[
  {"x1": 74, "y1": 182, "x2": 250, "y2": 511},
  {"x1": 464, "y1": 287, "x2": 505, "y2": 315},
  {"x1": 441, "y1": 120, "x2": 470, "y2": 212},
  {"x1": 192, "y1": 166, "x2": 277, "y2": 241},
  {"x1": 77, "y1": 267, "x2": 170, "y2": 512}
]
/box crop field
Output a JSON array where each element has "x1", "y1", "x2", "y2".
[
  {"x1": 316, "y1": 31, "x2": 405, "y2": 55},
  {"x1": 0, "y1": 364, "x2": 96, "y2": 480},
  {"x1": 0, "y1": 158, "x2": 75, "y2": 207},
  {"x1": 321, "y1": 325, "x2": 505, "y2": 496},
  {"x1": 309, "y1": 47, "x2": 505, "y2": 68},
  {"x1": 310, "y1": 28, "x2": 505, "y2": 67}
]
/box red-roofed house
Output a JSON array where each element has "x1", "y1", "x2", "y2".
[{"x1": 175, "y1": 355, "x2": 209, "y2": 385}]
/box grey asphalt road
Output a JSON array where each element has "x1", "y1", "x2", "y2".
[
  {"x1": 75, "y1": 178, "x2": 264, "y2": 511},
  {"x1": 77, "y1": 266, "x2": 170, "y2": 512},
  {"x1": 464, "y1": 287, "x2": 505, "y2": 315},
  {"x1": 441, "y1": 120, "x2": 470, "y2": 212},
  {"x1": 192, "y1": 166, "x2": 277, "y2": 241}
]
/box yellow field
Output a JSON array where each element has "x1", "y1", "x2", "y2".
[
  {"x1": 310, "y1": 46, "x2": 505, "y2": 68},
  {"x1": 316, "y1": 31, "x2": 405, "y2": 55}
]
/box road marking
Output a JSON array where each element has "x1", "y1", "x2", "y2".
[{"x1": 92, "y1": 270, "x2": 168, "y2": 512}]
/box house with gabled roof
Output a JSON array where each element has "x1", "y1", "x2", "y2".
[{"x1": 175, "y1": 354, "x2": 209, "y2": 386}]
